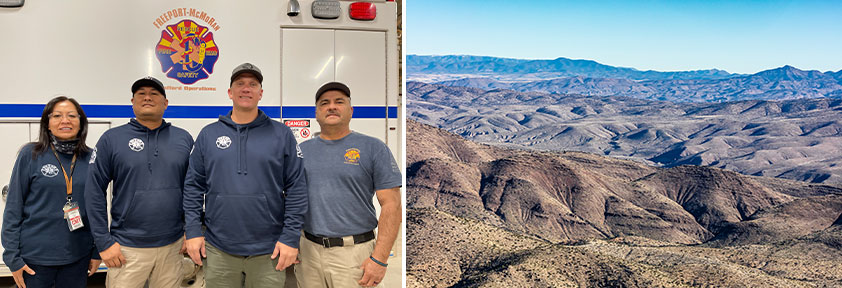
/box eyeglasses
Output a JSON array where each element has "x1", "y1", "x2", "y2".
[{"x1": 49, "y1": 113, "x2": 80, "y2": 121}]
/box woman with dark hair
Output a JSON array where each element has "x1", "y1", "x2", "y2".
[{"x1": 2, "y1": 96, "x2": 101, "y2": 288}]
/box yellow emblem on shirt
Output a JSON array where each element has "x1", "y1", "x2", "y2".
[{"x1": 344, "y1": 148, "x2": 360, "y2": 165}]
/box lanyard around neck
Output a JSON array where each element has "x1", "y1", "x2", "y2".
[{"x1": 51, "y1": 145, "x2": 77, "y2": 196}]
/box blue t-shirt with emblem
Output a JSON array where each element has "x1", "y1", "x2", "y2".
[{"x1": 300, "y1": 132, "x2": 402, "y2": 237}]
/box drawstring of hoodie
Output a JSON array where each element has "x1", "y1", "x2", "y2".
[
  {"x1": 221, "y1": 110, "x2": 267, "y2": 176},
  {"x1": 129, "y1": 118, "x2": 168, "y2": 174}
]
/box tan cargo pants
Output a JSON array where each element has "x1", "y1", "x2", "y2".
[
  {"x1": 105, "y1": 238, "x2": 184, "y2": 288},
  {"x1": 295, "y1": 234, "x2": 378, "y2": 288}
]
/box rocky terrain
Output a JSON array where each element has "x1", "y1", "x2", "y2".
[
  {"x1": 407, "y1": 120, "x2": 842, "y2": 287},
  {"x1": 408, "y1": 81, "x2": 842, "y2": 184}
]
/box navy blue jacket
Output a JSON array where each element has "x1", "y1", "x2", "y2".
[
  {"x1": 2, "y1": 144, "x2": 99, "y2": 271},
  {"x1": 184, "y1": 110, "x2": 307, "y2": 256},
  {"x1": 85, "y1": 119, "x2": 193, "y2": 251}
]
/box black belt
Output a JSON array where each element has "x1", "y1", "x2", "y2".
[{"x1": 304, "y1": 230, "x2": 375, "y2": 248}]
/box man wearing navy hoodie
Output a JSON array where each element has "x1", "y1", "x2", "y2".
[
  {"x1": 85, "y1": 77, "x2": 194, "y2": 288},
  {"x1": 183, "y1": 63, "x2": 308, "y2": 287}
]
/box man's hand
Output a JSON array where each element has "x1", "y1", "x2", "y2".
[
  {"x1": 88, "y1": 259, "x2": 102, "y2": 276},
  {"x1": 358, "y1": 256, "x2": 387, "y2": 287},
  {"x1": 185, "y1": 237, "x2": 206, "y2": 266},
  {"x1": 270, "y1": 241, "x2": 299, "y2": 271},
  {"x1": 100, "y1": 243, "x2": 126, "y2": 268},
  {"x1": 358, "y1": 186, "x2": 400, "y2": 287},
  {"x1": 12, "y1": 264, "x2": 35, "y2": 288}
]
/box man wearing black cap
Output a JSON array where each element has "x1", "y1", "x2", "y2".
[
  {"x1": 183, "y1": 63, "x2": 308, "y2": 287},
  {"x1": 86, "y1": 76, "x2": 194, "y2": 287},
  {"x1": 296, "y1": 82, "x2": 402, "y2": 288}
]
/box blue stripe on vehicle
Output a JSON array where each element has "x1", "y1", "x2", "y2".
[
  {"x1": 0, "y1": 104, "x2": 398, "y2": 119},
  {"x1": 281, "y1": 106, "x2": 396, "y2": 118}
]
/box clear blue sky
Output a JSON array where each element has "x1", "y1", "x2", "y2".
[{"x1": 407, "y1": 0, "x2": 842, "y2": 74}]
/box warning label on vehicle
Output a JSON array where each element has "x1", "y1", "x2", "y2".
[{"x1": 284, "y1": 119, "x2": 312, "y2": 142}]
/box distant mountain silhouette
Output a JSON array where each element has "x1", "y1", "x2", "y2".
[
  {"x1": 829, "y1": 69, "x2": 842, "y2": 82},
  {"x1": 409, "y1": 55, "x2": 842, "y2": 102},
  {"x1": 755, "y1": 65, "x2": 824, "y2": 81},
  {"x1": 408, "y1": 55, "x2": 735, "y2": 81}
]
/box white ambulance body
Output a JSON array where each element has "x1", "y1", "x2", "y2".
[{"x1": 0, "y1": 0, "x2": 402, "y2": 282}]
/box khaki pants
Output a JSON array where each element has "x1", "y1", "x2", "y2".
[
  {"x1": 295, "y1": 234, "x2": 377, "y2": 288},
  {"x1": 106, "y1": 238, "x2": 184, "y2": 288},
  {"x1": 204, "y1": 243, "x2": 286, "y2": 288}
]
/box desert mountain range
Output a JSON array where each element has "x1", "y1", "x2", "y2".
[
  {"x1": 409, "y1": 55, "x2": 842, "y2": 102},
  {"x1": 408, "y1": 81, "x2": 842, "y2": 184},
  {"x1": 407, "y1": 120, "x2": 842, "y2": 287},
  {"x1": 408, "y1": 55, "x2": 736, "y2": 81}
]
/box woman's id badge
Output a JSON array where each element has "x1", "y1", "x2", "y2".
[{"x1": 63, "y1": 202, "x2": 84, "y2": 231}]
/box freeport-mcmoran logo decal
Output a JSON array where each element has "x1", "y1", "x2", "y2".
[
  {"x1": 154, "y1": 9, "x2": 221, "y2": 85},
  {"x1": 153, "y1": 9, "x2": 221, "y2": 31}
]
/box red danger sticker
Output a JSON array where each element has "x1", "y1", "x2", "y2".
[{"x1": 284, "y1": 120, "x2": 310, "y2": 127}]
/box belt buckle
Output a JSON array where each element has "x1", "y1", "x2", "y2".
[{"x1": 322, "y1": 237, "x2": 331, "y2": 248}]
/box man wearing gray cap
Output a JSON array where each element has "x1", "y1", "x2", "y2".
[
  {"x1": 183, "y1": 63, "x2": 308, "y2": 287},
  {"x1": 86, "y1": 76, "x2": 194, "y2": 287},
  {"x1": 296, "y1": 82, "x2": 402, "y2": 288}
]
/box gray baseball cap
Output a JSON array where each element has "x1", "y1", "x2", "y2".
[{"x1": 230, "y1": 63, "x2": 263, "y2": 86}]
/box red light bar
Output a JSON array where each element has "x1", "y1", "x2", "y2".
[{"x1": 349, "y1": 2, "x2": 376, "y2": 21}]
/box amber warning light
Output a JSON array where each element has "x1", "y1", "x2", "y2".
[{"x1": 349, "y1": 2, "x2": 376, "y2": 21}]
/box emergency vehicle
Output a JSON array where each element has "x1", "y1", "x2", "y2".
[{"x1": 0, "y1": 0, "x2": 402, "y2": 286}]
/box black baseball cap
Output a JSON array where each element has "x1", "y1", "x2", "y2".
[
  {"x1": 315, "y1": 82, "x2": 351, "y2": 102},
  {"x1": 231, "y1": 63, "x2": 263, "y2": 86},
  {"x1": 131, "y1": 77, "x2": 166, "y2": 98}
]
